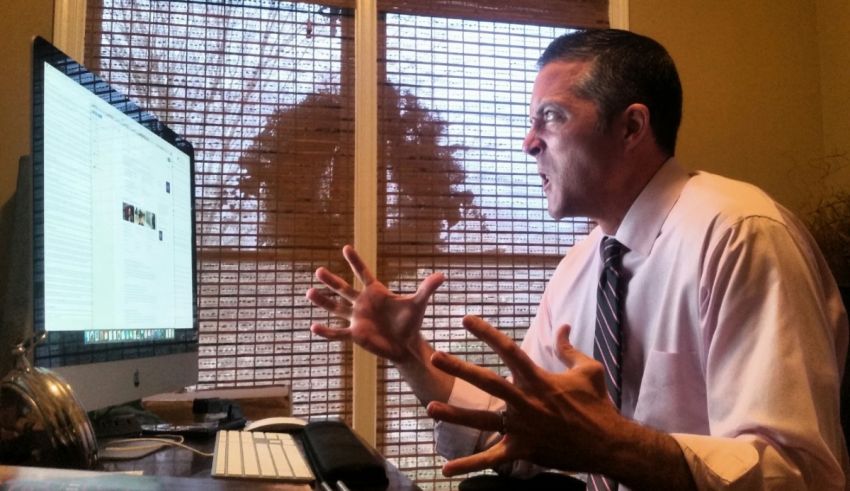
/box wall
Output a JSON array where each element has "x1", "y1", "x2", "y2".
[
  {"x1": 0, "y1": 0, "x2": 53, "y2": 207},
  {"x1": 817, "y1": 0, "x2": 850, "y2": 160},
  {"x1": 631, "y1": 1, "x2": 827, "y2": 215},
  {"x1": 0, "y1": 0, "x2": 53, "y2": 374}
]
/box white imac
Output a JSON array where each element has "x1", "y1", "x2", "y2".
[{"x1": 28, "y1": 37, "x2": 198, "y2": 411}]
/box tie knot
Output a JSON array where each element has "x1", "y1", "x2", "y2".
[{"x1": 601, "y1": 237, "x2": 625, "y2": 264}]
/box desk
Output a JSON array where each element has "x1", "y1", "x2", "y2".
[{"x1": 0, "y1": 433, "x2": 421, "y2": 490}]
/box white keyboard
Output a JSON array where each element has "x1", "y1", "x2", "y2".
[{"x1": 212, "y1": 430, "x2": 315, "y2": 482}]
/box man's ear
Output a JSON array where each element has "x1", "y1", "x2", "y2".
[{"x1": 621, "y1": 103, "x2": 651, "y2": 151}]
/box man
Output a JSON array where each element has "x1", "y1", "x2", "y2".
[{"x1": 306, "y1": 29, "x2": 849, "y2": 489}]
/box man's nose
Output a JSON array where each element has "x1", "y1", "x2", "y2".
[{"x1": 523, "y1": 129, "x2": 543, "y2": 157}]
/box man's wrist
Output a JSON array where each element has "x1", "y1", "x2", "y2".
[
  {"x1": 396, "y1": 334, "x2": 433, "y2": 369},
  {"x1": 395, "y1": 335, "x2": 455, "y2": 404},
  {"x1": 603, "y1": 418, "x2": 697, "y2": 491}
]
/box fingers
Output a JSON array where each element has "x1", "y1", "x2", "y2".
[
  {"x1": 314, "y1": 267, "x2": 359, "y2": 302},
  {"x1": 312, "y1": 245, "x2": 374, "y2": 302},
  {"x1": 305, "y1": 287, "x2": 353, "y2": 318},
  {"x1": 309, "y1": 323, "x2": 352, "y2": 341},
  {"x1": 431, "y1": 351, "x2": 527, "y2": 406},
  {"x1": 462, "y1": 316, "x2": 538, "y2": 383},
  {"x1": 441, "y1": 443, "x2": 511, "y2": 477},
  {"x1": 555, "y1": 323, "x2": 593, "y2": 369},
  {"x1": 342, "y1": 245, "x2": 377, "y2": 286},
  {"x1": 425, "y1": 401, "x2": 503, "y2": 434},
  {"x1": 321, "y1": 246, "x2": 444, "y2": 306}
]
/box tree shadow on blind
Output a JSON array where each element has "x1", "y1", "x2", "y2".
[{"x1": 237, "y1": 83, "x2": 482, "y2": 271}]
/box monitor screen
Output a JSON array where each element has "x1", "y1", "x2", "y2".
[{"x1": 30, "y1": 37, "x2": 198, "y2": 410}]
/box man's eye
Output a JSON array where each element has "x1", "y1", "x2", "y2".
[
  {"x1": 542, "y1": 109, "x2": 559, "y2": 122},
  {"x1": 529, "y1": 109, "x2": 561, "y2": 129}
]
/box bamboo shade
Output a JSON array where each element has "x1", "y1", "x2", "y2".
[
  {"x1": 85, "y1": 0, "x2": 358, "y2": 421},
  {"x1": 83, "y1": 0, "x2": 607, "y2": 487},
  {"x1": 374, "y1": 5, "x2": 605, "y2": 487}
]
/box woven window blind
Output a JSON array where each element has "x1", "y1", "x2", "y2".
[
  {"x1": 84, "y1": 0, "x2": 358, "y2": 420},
  {"x1": 83, "y1": 0, "x2": 607, "y2": 487},
  {"x1": 375, "y1": 6, "x2": 605, "y2": 488}
]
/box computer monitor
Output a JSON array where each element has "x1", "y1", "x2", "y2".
[{"x1": 26, "y1": 36, "x2": 198, "y2": 411}]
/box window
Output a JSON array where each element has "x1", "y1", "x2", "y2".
[
  {"x1": 82, "y1": 1, "x2": 608, "y2": 487},
  {"x1": 86, "y1": 0, "x2": 358, "y2": 419},
  {"x1": 376, "y1": 13, "x2": 592, "y2": 487}
]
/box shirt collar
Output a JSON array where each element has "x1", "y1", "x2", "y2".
[{"x1": 613, "y1": 157, "x2": 691, "y2": 257}]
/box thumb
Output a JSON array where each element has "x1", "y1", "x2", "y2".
[
  {"x1": 414, "y1": 272, "x2": 446, "y2": 303},
  {"x1": 555, "y1": 324, "x2": 592, "y2": 369}
]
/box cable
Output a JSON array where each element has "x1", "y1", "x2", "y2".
[{"x1": 100, "y1": 435, "x2": 214, "y2": 459}]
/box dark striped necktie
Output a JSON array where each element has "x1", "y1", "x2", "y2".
[{"x1": 588, "y1": 237, "x2": 627, "y2": 491}]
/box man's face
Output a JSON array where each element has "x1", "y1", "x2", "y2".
[{"x1": 524, "y1": 60, "x2": 622, "y2": 221}]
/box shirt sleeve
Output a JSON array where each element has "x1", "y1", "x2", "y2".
[
  {"x1": 433, "y1": 377, "x2": 497, "y2": 460},
  {"x1": 682, "y1": 214, "x2": 849, "y2": 490},
  {"x1": 672, "y1": 432, "x2": 808, "y2": 490}
]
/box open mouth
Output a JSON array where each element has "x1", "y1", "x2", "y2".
[{"x1": 539, "y1": 172, "x2": 550, "y2": 192}]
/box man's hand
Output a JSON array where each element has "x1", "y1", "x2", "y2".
[
  {"x1": 305, "y1": 245, "x2": 445, "y2": 363},
  {"x1": 426, "y1": 316, "x2": 695, "y2": 490},
  {"x1": 426, "y1": 316, "x2": 622, "y2": 476}
]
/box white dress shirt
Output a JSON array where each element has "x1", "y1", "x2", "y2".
[{"x1": 434, "y1": 159, "x2": 850, "y2": 489}]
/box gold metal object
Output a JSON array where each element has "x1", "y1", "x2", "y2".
[{"x1": 0, "y1": 333, "x2": 98, "y2": 469}]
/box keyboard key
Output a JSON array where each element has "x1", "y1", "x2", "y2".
[
  {"x1": 225, "y1": 430, "x2": 243, "y2": 476},
  {"x1": 284, "y1": 441, "x2": 313, "y2": 478},
  {"x1": 268, "y1": 438, "x2": 294, "y2": 476},
  {"x1": 240, "y1": 431, "x2": 260, "y2": 476},
  {"x1": 255, "y1": 439, "x2": 276, "y2": 477},
  {"x1": 213, "y1": 431, "x2": 227, "y2": 476}
]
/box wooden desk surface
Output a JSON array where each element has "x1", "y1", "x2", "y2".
[
  {"x1": 0, "y1": 464, "x2": 280, "y2": 490},
  {"x1": 1, "y1": 432, "x2": 421, "y2": 490}
]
